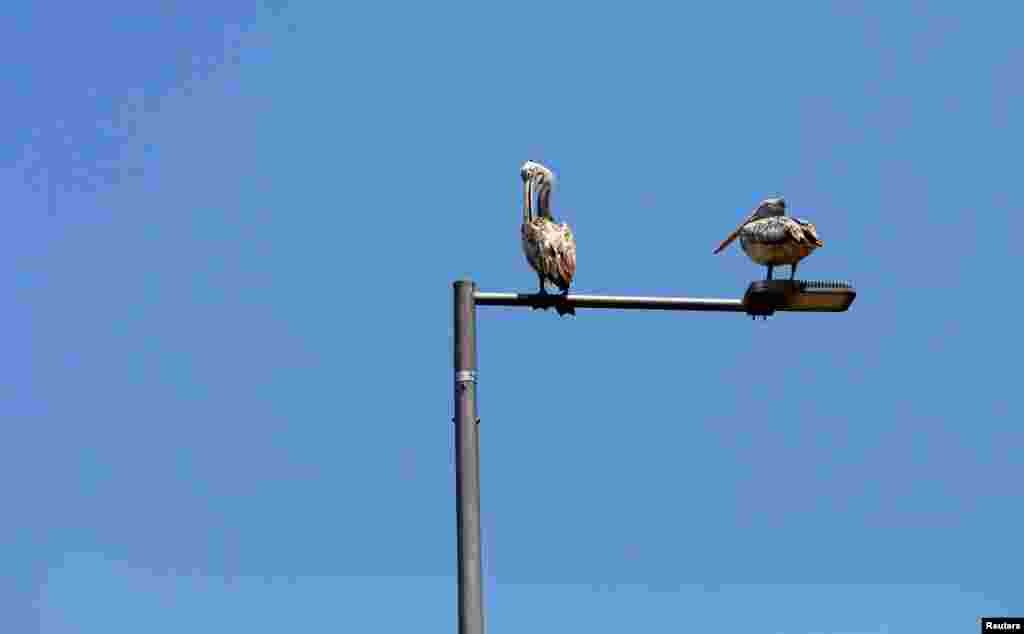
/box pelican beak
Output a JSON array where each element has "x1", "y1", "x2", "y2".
[
  {"x1": 713, "y1": 210, "x2": 758, "y2": 254},
  {"x1": 536, "y1": 179, "x2": 550, "y2": 218},
  {"x1": 522, "y1": 174, "x2": 533, "y2": 222}
]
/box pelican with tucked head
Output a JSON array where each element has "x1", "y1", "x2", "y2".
[
  {"x1": 713, "y1": 197, "x2": 823, "y2": 280},
  {"x1": 520, "y1": 160, "x2": 577, "y2": 316}
]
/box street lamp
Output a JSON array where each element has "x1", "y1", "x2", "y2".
[
  {"x1": 451, "y1": 278, "x2": 856, "y2": 634},
  {"x1": 742, "y1": 280, "x2": 856, "y2": 317}
]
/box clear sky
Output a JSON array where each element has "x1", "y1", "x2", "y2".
[{"x1": 4, "y1": 2, "x2": 1022, "y2": 632}]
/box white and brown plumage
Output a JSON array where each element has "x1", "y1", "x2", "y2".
[
  {"x1": 713, "y1": 197, "x2": 823, "y2": 280},
  {"x1": 521, "y1": 160, "x2": 577, "y2": 315}
]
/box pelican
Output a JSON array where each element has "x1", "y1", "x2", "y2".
[
  {"x1": 520, "y1": 160, "x2": 577, "y2": 316},
  {"x1": 713, "y1": 197, "x2": 823, "y2": 280}
]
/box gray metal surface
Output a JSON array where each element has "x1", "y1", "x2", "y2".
[
  {"x1": 474, "y1": 291, "x2": 746, "y2": 312},
  {"x1": 453, "y1": 280, "x2": 484, "y2": 634}
]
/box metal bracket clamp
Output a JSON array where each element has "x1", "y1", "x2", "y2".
[{"x1": 454, "y1": 370, "x2": 478, "y2": 384}]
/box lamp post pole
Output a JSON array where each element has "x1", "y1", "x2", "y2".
[{"x1": 453, "y1": 280, "x2": 484, "y2": 634}]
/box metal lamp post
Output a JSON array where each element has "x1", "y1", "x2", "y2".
[{"x1": 451, "y1": 278, "x2": 856, "y2": 634}]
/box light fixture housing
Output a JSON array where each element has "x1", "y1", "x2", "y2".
[{"x1": 743, "y1": 280, "x2": 857, "y2": 317}]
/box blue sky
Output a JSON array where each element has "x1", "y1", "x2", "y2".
[{"x1": 4, "y1": 1, "x2": 1022, "y2": 632}]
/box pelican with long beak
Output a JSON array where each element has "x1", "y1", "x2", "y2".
[
  {"x1": 521, "y1": 160, "x2": 577, "y2": 316},
  {"x1": 713, "y1": 197, "x2": 823, "y2": 280}
]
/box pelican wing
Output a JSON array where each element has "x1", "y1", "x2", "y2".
[
  {"x1": 540, "y1": 222, "x2": 575, "y2": 291},
  {"x1": 524, "y1": 219, "x2": 576, "y2": 291},
  {"x1": 741, "y1": 217, "x2": 791, "y2": 244},
  {"x1": 792, "y1": 218, "x2": 824, "y2": 247},
  {"x1": 743, "y1": 217, "x2": 823, "y2": 247},
  {"x1": 550, "y1": 224, "x2": 576, "y2": 291}
]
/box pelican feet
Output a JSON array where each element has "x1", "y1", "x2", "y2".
[
  {"x1": 531, "y1": 287, "x2": 547, "y2": 310},
  {"x1": 526, "y1": 288, "x2": 575, "y2": 317},
  {"x1": 555, "y1": 291, "x2": 575, "y2": 317},
  {"x1": 528, "y1": 285, "x2": 553, "y2": 312},
  {"x1": 531, "y1": 277, "x2": 548, "y2": 310}
]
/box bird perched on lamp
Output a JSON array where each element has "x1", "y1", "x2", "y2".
[
  {"x1": 713, "y1": 196, "x2": 823, "y2": 281},
  {"x1": 520, "y1": 160, "x2": 577, "y2": 316}
]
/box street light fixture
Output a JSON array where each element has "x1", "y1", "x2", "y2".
[
  {"x1": 451, "y1": 278, "x2": 856, "y2": 634},
  {"x1": 743, "y1": 279, "x2": 857, "y2": 317}
]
